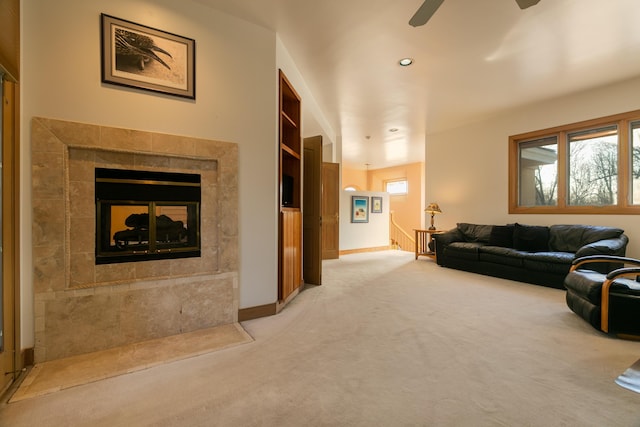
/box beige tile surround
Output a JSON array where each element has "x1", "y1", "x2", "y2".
[{"x1": 31, "y1": 117, "x2": 239, "y2": 363}]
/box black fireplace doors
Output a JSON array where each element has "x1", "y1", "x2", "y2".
[{"x1": 95, "y1": 168, "x2": 201, "y2": 264}]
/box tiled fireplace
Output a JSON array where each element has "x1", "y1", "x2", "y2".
[{"x1": 31, "y1": 117, "x2": 238, "y2": 363}]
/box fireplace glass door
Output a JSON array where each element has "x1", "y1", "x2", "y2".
[{"x1": 95, "y1": 168, "x2": 201, "y2": 264}]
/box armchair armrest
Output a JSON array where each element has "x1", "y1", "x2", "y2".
[
  {"x1": 601, "y1": 265, "x2": 640, "y2": 333},
  {"x1": 606, "y1": 267, "x2": 640, "y2": 281},
  {"x1": 570, "y1": 253, "x2": 637, "y2": 273},
  {"x1": 571, "y1": 255, "x2": 640, "y2": 269}
]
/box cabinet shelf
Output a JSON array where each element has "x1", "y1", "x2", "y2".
[
  {"x1": 281, "y1": 206, "x2": 300, "y2": 212},
  {"x1": 282, "y1": 111, "x2": 298, "y2": 129},
  {"x1": 278, "y1": 69, "x2": 302, "y2": 302},
  {"x1": 281, "y1": 144, "x2": 300, "y2": 160}
]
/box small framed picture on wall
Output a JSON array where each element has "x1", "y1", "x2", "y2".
[
  {"x1": 351, "y1": 196, "x2": 369, "y2": 223},
  {"x1": 371, "y1": 196, "x2": 383, "y2": 213}
]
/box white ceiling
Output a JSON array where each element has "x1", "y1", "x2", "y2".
[{"x1": 193, "y1": 0, "x2": 640, "y2": 170}]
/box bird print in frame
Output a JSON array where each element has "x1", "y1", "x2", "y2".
[{"x1": 101, "y1": 14, "x2": 195, "y2": 99}]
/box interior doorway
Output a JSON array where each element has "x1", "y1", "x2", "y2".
[
  {"x1": 321, "y1": 162, "x2": 339, "y2": 260},
  {"x1": 303, "y1": 136, "x2": 341, "y2": 286},
  {"x1": 303, "y1": 136, "x2": 322, "y2": 285}
]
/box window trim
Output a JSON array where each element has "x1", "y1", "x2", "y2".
[{"x1": 509, "y1": 109, "x2": 640, "y2": 214}]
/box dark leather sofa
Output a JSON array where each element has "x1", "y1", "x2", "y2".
[{"x1": 432, "y1": 223, "x2": 629, "y2": 289}]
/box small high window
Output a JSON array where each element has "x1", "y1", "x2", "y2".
[{"x1": 385, "y1": 179, "x2": 408, "y2": 195}]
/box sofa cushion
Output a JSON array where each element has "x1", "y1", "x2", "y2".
[
  {"x1": 488, "y1": 225, "x2": 515, "y2": 248},
  {"x1": 457, "y1": 223, "x2": 493, "y2": 243},
  {"x1": 444, "y1": 242, "x2": 484, "y2": 261},
  {"x1": 522, "y1": 251, "x2": 573, "y2": 274},
  {"x1": 523, "y1": 251, "x2": 574, "y2": 264},
  {"x1": 549, "y1": 224, "x2": 624, "y2": 252},
  {"x1": 513, "y1": 224, "x2": 549, "y2": 252},
  {"x1": 522, "y1": 259, "x2": 571, "y2": 275},
  {"x1": 478, "y1": 246, "x2": 524, "y2": 267}
]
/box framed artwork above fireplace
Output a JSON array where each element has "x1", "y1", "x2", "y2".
[{"x1": 100, "y1": 13, "x2": 196, "y2": 99}]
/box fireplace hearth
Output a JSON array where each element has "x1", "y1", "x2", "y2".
[{"x1": 95, "y1": 168, "x2": 201, "y2": 264}]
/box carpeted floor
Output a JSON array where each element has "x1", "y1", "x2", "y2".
[
  {"x1": 2, "y1": 250, "x2": 640, "y2": 426},
  {"x1": 9, "y1": 323, "x2": 253, "y2": 402}
]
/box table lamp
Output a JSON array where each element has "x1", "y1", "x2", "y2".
[{"x1": 424, "y1": 203, "x2": 442, "y2": 230}]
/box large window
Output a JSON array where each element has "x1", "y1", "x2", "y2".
[
  {"x1": 518, "y1": 136, "x2": 558, "y2": 207},
  {"x1": 568, "y1": 125, "x2": 618, "y2": 206},
  {"x1": 510, "y1": 110, "x2": 640, "y2": 214},
  {"x1": 631, "y1": 120, "x2": 640, "y2": 204}
]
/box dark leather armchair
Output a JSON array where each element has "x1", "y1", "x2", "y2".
[{"x1": 564, "y1": 255, "x2": 640, "y2": 338}]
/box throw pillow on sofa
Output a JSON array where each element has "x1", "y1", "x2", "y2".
[
  {"x1": 457, "y1": 223, "x2": 493, "y2": 243},
  {"x1": 488, "y1": 225, "x2": 515, "y2": 248},
  {"x1": 513, "y1": 223, "x2": 549, "y2": 252}
]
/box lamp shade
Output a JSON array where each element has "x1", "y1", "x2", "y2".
[{"x1": 424, "y1": 203, "x2": 442, "y2": 214}]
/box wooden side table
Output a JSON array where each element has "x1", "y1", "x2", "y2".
[{"x1": 414, "y1": 229, "x2": 444, "y2": 260}]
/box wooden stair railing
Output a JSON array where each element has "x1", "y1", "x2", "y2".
[{"x1": 389, "y1": 211, "x2": 415, "y2": 252}]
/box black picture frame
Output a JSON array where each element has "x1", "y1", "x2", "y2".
[
  {"x1": 371, "y1": 196, "x2": 383, "y2": 213},
  {"x1": 101, "y1": 14, "x2": 196, "y2": 99},
  {"x1": 351, "y1": 196, "x2": 369, "y2": 223}
]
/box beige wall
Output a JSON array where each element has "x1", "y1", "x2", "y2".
[
  {"x1": 21, "y1": 0, "x2": 279, "y2": 349},
  {"x1": 342, "y1": 167, "x2": 367, "y2": 191},
  {"x1": 342, "y1": 163, "x2": 425, "y2": 236},
  {"x1": 368, "y1": 162, "x2": 425, "y2": 233},
  {"x1": 426, "y1": 76, "x2": 640, "y2": 258},
  {"x1": 339, "y1": 191, "x2": 390, "y2": 251},
  {"x1": 21, "y1": 0, "x2": 337, "y2": 352}
]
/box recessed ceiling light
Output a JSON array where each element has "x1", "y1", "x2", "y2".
[{"x1": 399, "y1": 58, "x2": 413, "y2": 67}]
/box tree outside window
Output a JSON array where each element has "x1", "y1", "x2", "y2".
[
  {"x1": 631, "y1": 121, "x2": 640, "y2": 204},
  {"x1": 518, "y1": 137, "x2": 557, "y2": 207},
  {"x1": 509, "y1": 109, "x2": 640, "y2": 214},
  {"x1": 568, "y1": 126, "x2": 618, "y2": 206}
]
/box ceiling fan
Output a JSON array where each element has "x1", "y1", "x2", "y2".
[{"x1": 409, "y1": 0, "x2": 541, "y2": 27}]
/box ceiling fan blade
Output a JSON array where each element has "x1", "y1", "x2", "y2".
[
  {"x1": 515, "y1": 0, "x2": 541, "y2": 9},
  {"x1": 409, "y1": 0, "x2": 445, "y2": 27}
]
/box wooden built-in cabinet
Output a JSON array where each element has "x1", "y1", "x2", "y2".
[{"x1": 278, "y1": 70, "x2": 303, "y2": 301}]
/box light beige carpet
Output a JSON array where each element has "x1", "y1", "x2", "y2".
[
  {"x1": 2, "y1": 251, "x2": 640, "y2": 426},
  {"x1": 9, "y1": 323, "x2": 252, "y2": 402}
]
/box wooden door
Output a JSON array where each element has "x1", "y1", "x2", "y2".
[
  {"x1": 303, "y1": 136, "x2": 322, "y2": 285},
  {"x1": 322, "y1": 162, "x2": 340, "y2": 259}
]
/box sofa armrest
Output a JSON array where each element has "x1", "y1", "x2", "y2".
[
  {"x1": 575, "y1": 234, "x2": 629, "y2": 258},
  {"x1": 432, "y1": 228, "x2": 464, "y2": 248},
  {"x1": 432, "y1": 228, "x2": 463, "y2": 266}
]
